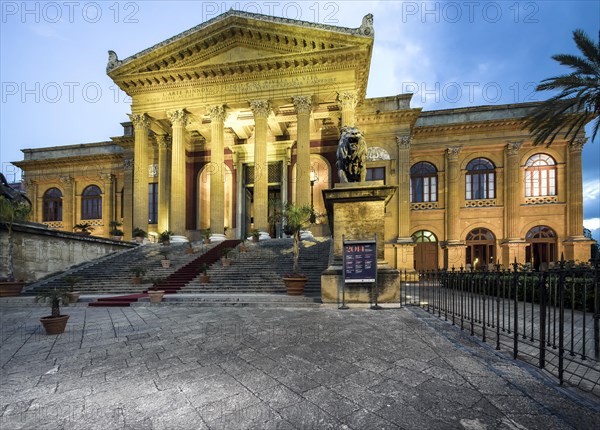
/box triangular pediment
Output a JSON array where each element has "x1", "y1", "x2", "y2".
[{"x1": 199, "y1": 45, "x2": 283, "y2": 66}]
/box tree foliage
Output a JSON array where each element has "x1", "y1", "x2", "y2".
[{"x1": 526, "y1": 29, "x2": 599, "y2": 146}]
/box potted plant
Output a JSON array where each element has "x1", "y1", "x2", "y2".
[
  {"x1": 73, "y1": 222, "x2": 94, "y2": 236},
  {"x1": 131, "y1": 266, "x2": 146, "y2": 284},
  {"x1": 63, "y1": 275, "x2": 82, "y2": 305},
  {"x1": 239, "y1": 237, "x2": 248, "y2": 253},
  {"x1": 147, "y1": 277, "x2": 165, "y2": 303},
  {"x1": 250, "y1": 228, "x2": 260, "y2": 243},
  {"x1": 36, "y1": 287, "x2": 70, "y2": 335},
  {"x1": 109, "y1": 220, "x2": 124, "y2": 240},
  {"x1": 0, "y1": 196, "x2": 30, "y2": 296},
  {"x1": 159, "y1": 249, "x2": 171, "y2": 268},
  {"x1": 202, "y1": 228, "x2": 211, "y2": 244},
  {"x1": 158, "y1": 230, "x2": 173, "y2": 246},
  {"x1": 132, "y1": 227, "x2": 147, "y2": 244},
  {"x1": 221, "y1": 247, "x2": 233, "y2": 267},
  {"x1": 197, "y1": 263, "x2": 209, "y2": 284},
  {"x1": 281, "y1": 203, "x2": 315, "y2": 295},
  {"x1": 185, "y1": 242, "x2": 194, "y2": 254}
]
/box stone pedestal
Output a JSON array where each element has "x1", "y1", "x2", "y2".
[
  {"x1": 563, "y1": 237, "x2": 595, "y2": 263},
  {"x1": 321, "y1": 182, "x2": 399, "y2": 304},
  {"x1": 500, "y1": 240, "x2": 528, "y2": 268}
]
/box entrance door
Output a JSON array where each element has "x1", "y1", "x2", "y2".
[
  {"x1": 526, "y1": 226, "x2": 557, "y2": 270},
  {"x1": 412, "y1": 230, "x2": 438, "y2": 271},
  {"x1": 243, "y1": 188, "x2": 253, "y2": 239},
  {"x1": 268, "y1": 187, "x2": 281, "y2": 238},
  {"x1": 466, "y1": 228, "x2": 496, "y2": 270}
]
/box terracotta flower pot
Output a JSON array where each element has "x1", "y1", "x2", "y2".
[
  {"x1": 283, "y1": 276, "x2": 307, "y2": 296},
  {"x1": 239, "y1": 245, "x2": 248, "y2": 253},
  {"x1": 0, "y1": 280, "x2": 25, "y2": 297},
  {"x1": 40, "y1": 315, "x2": 69, "y2": 335},
  {"x1": 132, "y1": 276, "x2": 141, "y2": 285},
  {"x1": 252, "y1": 236, "x2": 259, "y2": 243},
  {"x1": 222, "y1": 258, "x2": 231, "y2": 267},
  {"x1": 200, "y1": 275, "x2": 210, "y2": 284},
  {"x1": 161, "y1": 259, "x2": 171, "y2": 268},
  {"x1": 66, "y1": 292, "x2": 80, "y2": 304},
  {"x1": 204, "y1": 238, "x2": 211, "y2": 245},
  {"x1": 148, "y1": 290, "x2": 165, "y2": 303},
  {"x1": 135, "y1": 236, "x2": 144, "y2": 244},
  {"x1": 186, "y1": 247, "x2": 194, "y2": 254}
]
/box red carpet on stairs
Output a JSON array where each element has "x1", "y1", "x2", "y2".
[{"x1": 89, "y1": 240, "x2": 241, "y2": 307}]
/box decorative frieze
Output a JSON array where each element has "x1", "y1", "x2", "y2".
[
  {"x1": 129, "y1": 113, "x2": 150, "y2": 129},
  {"x1": 465, "y1": 199, "x2": 496, "y2": 208},
  {"x1": 411, "y1": 202, "x2": 439, "y2": 210},
  {"x1": 167, "y1": 109, "x2": 189, "y2": 126},
  {"x1": 292, "y1": 95, "x2": 312, "y2": 114},
  {"x1": 446, "y1": 146, "x2": 462, "y2": 161},
  {"x1": 250, "y1": 100, "x2": 271, "y2": 118},
  {"x1": 525, "y1": 196, "x2": 558, "y2": 205},
  {"x1": 367, "y1": 147, "x2": 391, "y2": 161}
]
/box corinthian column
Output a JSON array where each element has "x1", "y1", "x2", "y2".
[
  {"x1": 101, "y1": 173, "x2": 115, "y2": 236},
  {"x1": 505, "y1": 142, "x2": 522, "y2": 240},
  {"x1": 250, "y1": 100, "x2": 270, "y2": 233},
  {"x1": 129, "y1": 113, "x2": 150, "y2": 234},
  {"x1": 336, "y1": 91, "x2": 357, "y2": 127},
  {"x1": 446, "y1": 146, "x2": 462, "y2": 243},
  {"x1": 167, "y1": 109, "x2": 189, "y2": 236},
  {"x1": 60, "y1": 176, "x2": 75, "y2": 232},
  {"x1": 122, "y1": 157, "x2": 134, "y2": 240},
  {"x1": 292, "y1": 95, "x2": 312, "y2": 206},
  {"x1": 156, "y1": 135, "x2": 171, "y2": 233},
  {"x1": 567, "y1": 138, "x2": 586, "y2": 238},
  {"x1": 208, "y1": 105, "x2": 226, "y2": 237}
]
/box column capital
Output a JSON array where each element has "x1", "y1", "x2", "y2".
[
  {"x1": 167, "y1": 109, "x2": 189, "y2": 126},
  {"x1": 123, "y1": 157, "x2": 134, "y2": 171},
  {"x1": 396, "y1": 135, "x2": 411, "y2": 149},
  {"x1": 505, "y1": 141, "x2": 523, "y2": 156},
  {"x1": 207, "y1": 105, "x2": 226, "y2": 122},
  {"x1": 100, "y1": 173, "x2": 114, "y2": 184},
  {"x1": 128, "y1": 113, "x2": 151, "y2": 129},
  {"x1": 250, "y1": 100, "x2": 271, "y2": 118},
  {"x1": 446, "y1": 146, "x2": 462, "y2": 161},
  {"x1": 292, "y1": 95, "x2": 312, "y2": 114},
  {"x1": 336, "y1": 90, "x2": 358, "y2": 110},
  {"x1": 59, "y1": 176, "x2": 74, "y2": 187},
  {"x1": 570, "y1": 137, "x2": 587, "y2": 153},
  {"x1": 155, "y1": 134, "x2": 171, "y2": 148},
  {"x1": 23, "y1": 178, "x2": 36, "y2": 187}
]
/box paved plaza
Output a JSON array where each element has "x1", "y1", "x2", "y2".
[{"x1": 1, "y1": 304, "x2": 600, "y2": 429}]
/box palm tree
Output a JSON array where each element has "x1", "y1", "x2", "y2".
[{"x1": 526, "y1": 29, "x2": 599, "y2": 146}]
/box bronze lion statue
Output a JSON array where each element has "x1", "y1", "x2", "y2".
[{"x1": 336, "y1": 126, "x2": 367, "y2": 182}]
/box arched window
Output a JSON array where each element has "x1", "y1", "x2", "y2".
[
  {"x1": 466, "y1": 158, "x2": 495, "y2": 200},
  {"x1": 81, "y1": 185, "x2": 102, "y2": 220},
  {"x1": 410, "y1": 162, "x2": 437, "y2": 202},
  {"x1": 42, "y1": 188, "x2": 62, "y2": 222},
  {"x1": 466, "y1": 228, "x2": 496, "y2": 269},
  {"x1": 525, "y1": 154, "x2": 556, "y2": 197}
]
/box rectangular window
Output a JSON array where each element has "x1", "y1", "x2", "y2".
[
  {"x1": 549, "y1": 169, "x2": 556, "y2": 195},
  {"x1": 148, "y1": 183, "x2": 158, "y2": 224},
  {"x1": 466, "y1": 175, "x2": 472, "y2": 200},
  {"x1": 431, "y1": 177, "x2": 437, "y2": 201},
  {"x1": 366, "y1": 167, "x2": 385, "y2": 184},
  {"x1": 488, "y1": 173, "x2": 495, "y2": 198}
]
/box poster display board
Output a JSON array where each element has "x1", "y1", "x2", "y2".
[{"x1": 343, "y1": 239, "x2": 377, "y2": 283}]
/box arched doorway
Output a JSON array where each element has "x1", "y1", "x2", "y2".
[
  {"x1": 412, "y1": 230, "x2": 438, "y2": 271},
  {"x1": 526, "y1": 226, "x2": 557, "y2": 270},
  {"x1": 466, "y1": 228, "x2": 496, "y2": 270}
]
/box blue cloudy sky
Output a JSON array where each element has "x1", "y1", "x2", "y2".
[{"x1": 1, "y1": 1, "x2": 599, "y2": 238}]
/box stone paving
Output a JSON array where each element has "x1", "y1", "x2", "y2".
[{"x1": 1, "y1": 304, "x2": 600, "y2": 429}]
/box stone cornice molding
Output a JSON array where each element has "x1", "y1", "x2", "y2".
[
  {"x1": 128, "y1": 113, "x2": 151, "y2": 130},
  {"x1": 167, "y1": 109, "x2": 189, "y2": 127},
  {"x1": 207, "y1": 105, "x2": 226, "y2": 123},
  {"x1": 505, "y1": 141, "x2": 523, "y2": 156},
  {"x1": 250, "y1": 100, "x2": 271, "y2": 118},
  {"x1": 414, "y1": 119, "x2": 526, "y2": 136},
  {"x1": 446, "y1": 146, "x2": 462, "y2": 161},
  {"x1": 396, "y1": 135, "x2": 411, "y2": 150},
  {"x1": 570, "y1": 137, "x2": 587, "y2": 152},
  {"x1": 336, "y1": 91, "x2": 358, "y2": 110},
  {"x1": 292, "y1": 95, "x2": 312, "y2": 114}
]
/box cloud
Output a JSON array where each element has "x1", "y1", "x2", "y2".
[
  {"x1": 584, "y1": 218, "x2": 600, "y2": 231},
  {"x1": 583, "y1": 179, "x2": 600, "y2": 200}
]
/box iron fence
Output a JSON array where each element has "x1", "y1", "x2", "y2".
[{"x1": 400, "y1": 259, "x2": 600, "y2": 396}]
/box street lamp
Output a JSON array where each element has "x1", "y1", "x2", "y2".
[{"x1": 310, "y1": 169, "x2": 318, "y2": 223}]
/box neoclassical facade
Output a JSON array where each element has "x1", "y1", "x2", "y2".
[{"x1": 13, "y1": 11, "x2": 593, "y2": 270}]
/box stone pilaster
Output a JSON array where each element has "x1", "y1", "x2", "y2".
[
  {"x1": 23, "y1": 179, "x2": 38, "y2": 223},
  {"x1": 167, "y1": 109, "x2": 188, "y2": 236},
  {"x1": 445, "y1": 146, "x2": 465, "y2": 268},
  {"x1": 336, "y1": 91, "x2": 358, "y2": 127},
  {"x1": 250, "y1": 100, "x2": 270, "y2": 232},
  {"x1": 395, "y1": 135, "x2": 414, "y2": 271},
  {"x1": 129, "y1": 113, "x2": 150, "y2": 234},
  {"x1": 208, "y1": 105, "x2": 226, "y2": 236},
  {"x1": 101, "y1": 173, "x2": 115, "y2": 235},
  {"x1": 59, "y1": 176, "x2": 75, "y2": 232},
  {"x1": 292, "y1": 95, "x2": 312, "y2": 206},
  {"x1": 122, "y1": 157, "x2": 134, "y2": 240},
  {"x1": 156, "y1": 134, "x2": 171, "y2": 233},
  {"x1": 505, "y1": 141, "x2": 523, "y2": 240}
]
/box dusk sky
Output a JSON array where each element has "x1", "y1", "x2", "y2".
[{"x1": 1, "y1": 1, "x2": 598, "y2": 238}]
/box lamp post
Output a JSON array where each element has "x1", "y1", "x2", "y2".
[{"x1": 309, "y1": 169, "x2": 318, "y2": 224}]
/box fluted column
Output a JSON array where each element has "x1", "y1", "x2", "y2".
[
  {"x1": 396, "y1": 135, "x2": 412, "y2": 241},
  {"x1": 250, "y1": 100, "x2": 270, "y2": 232},
  {"x1": 101, "y1": 173, "x2": 115, "y2": 235},
  {"x1": 568, "y1": 138, "x2": 586, "y2": 238},
  {"x1": 59, "y1": 176, "x2": 75, "y2": 232},
  {"x1": 122, "y1": 157, "x2": 134, "y2": 240},
  {"x1": 167, "y1": 109, "x2": 189, "y2": 236},
  {"x1": 292, "y1": 95, "x2": 312, "y2": 206},
  {"x1": 505, "y1": 142, "x2": 522, "y2": 240},
  {"x1": 208, "y1": 105, "x2": 226, "y2": 236},
  {"x1": 336, "y1": 91, "x2": 357, "y2": 127},
  {"x1": 156, "y1": 134, "x2": 171, "y2": 233},
  {"x1": 446, "y1": 146, "x2": 462, "y2": 243},
  {"x1": 129, "y1": 113, "x2": 150, "y2": 233}
]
